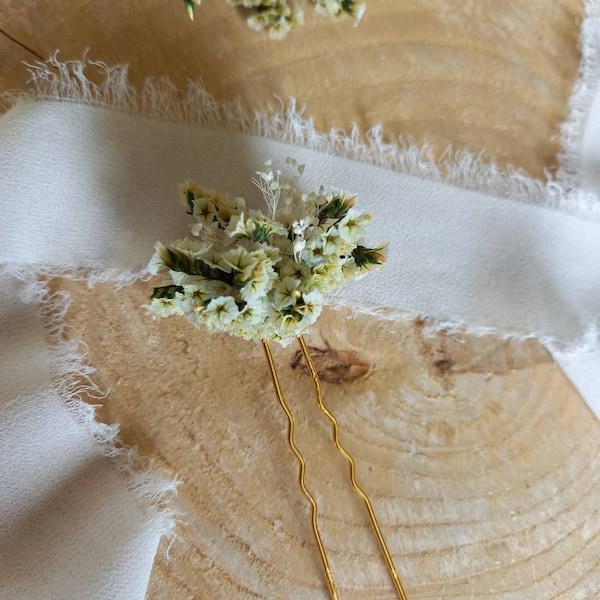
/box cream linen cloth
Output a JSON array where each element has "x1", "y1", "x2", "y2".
[
  {"x1": 1, "y1": 8, "x2": 600, "y2": 600},
  {"x1": 0, "y1": 266, "x2": 173, "y2": 599}
]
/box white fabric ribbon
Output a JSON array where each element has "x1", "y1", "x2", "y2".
[
  {"x1": 1, "y1": 100, "x2": 599, "y2": 409},
  {"x1": 2, "y1": 10, "x2": 600, "y2": 595},
  {"x1": 0, "y1": 268, "x2": 174, "y2": 600}
]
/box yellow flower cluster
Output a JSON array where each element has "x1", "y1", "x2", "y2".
[{"x1": 148, "y1": 160, "x2": 384, "y2": 345}]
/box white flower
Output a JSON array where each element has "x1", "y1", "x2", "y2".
[
  {"x1": 302, "y1": 235, "x2": 327, "y2": 266},
  {"x1": 268, "y1": 304, "x2": 302, "y2": 336},
  {"x1": 338, "y1": 209, "x2": 370, "y2": 243},
  {"x1": 205, "y1": 0, "x2": 363, "y2": 38},
  {"x1": 226, "y1": 212, "x2": 249, "y2": 238},
  {"x1": 310, "y1": 257, "x2": 347, "y2": 292},
  {"x1": 279, "y1": 257, "x2": 311, "y2": 281},
  {"x1": 321, "y1": 230, "x2": 344, "y2": 255},
  {"x1": 214, "y1": 195, "x2": 244, "y2": 226},
  {"x1": 296, "y1": 290, "x2": 324, "y2": 318},
  {"x1": 180, "y1": 284, "x2": 205, "y2": 307},
  {"x1": 148, "y1": 242, "x2": 168, "y2": 275},
  {"x1": 253, "y1": 165, "x2": 282, "y2": 216},
  {"x1": 199, "y1": 279, "x2": 235, "y2": 301},
  {"x1": 221, "y1": 246, "x2": 259, "y2": 278},
  {"x1": 191, "y1": 196, "x2": 218, "y2": 228},
  {"x1": 199, "y1": 247, "x2": 225, "y2": 271},
  {"x1": 147, "y1": 296, "x2": 183, "y2": 318},
  {"x1": 290, "y1": 216, "x2": 316, "y2": 260},
  {"x1": 273, "y1": 276, "x2": 301, "y2": 310},
  {"x1": 204, "y1": 296, "x2": 240, "y2": 330},
  {"x1": 240, "y1": 263, "x2": 276, "y2": 303},
  {"x1": 313, "y1": 0, "x2": 364, "y2": 21}
]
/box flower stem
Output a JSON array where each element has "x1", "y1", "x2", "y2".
[
  {"x1": 262, "y1": 340, "x2": 339, "y2": 600},
  {"x1": 298, "y1": 336, "x2": 409, "y2": 600}
]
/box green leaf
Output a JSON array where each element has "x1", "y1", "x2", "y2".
[
  {"x1": 164, "y1": 247, "x2": 194, "y2": 273},
  {"x1": 184, "y1": 0, "x2": 196, "y2": 21},
  {"x1": 250, "y1": 222, "x2": 273, "y2": 243},
  {"x1": 186, "y1": 189, "x2": 195, "y2": 215},
  {"x1": 341, "y1": 0, "x2": 354, "y2": 13},
  {"x1": 351, "y1": 245, "x2": 386, "y2": 269},
  {"x1": 190, "y1": 257, "x2": 235, "y2": 285},
  {"x1": 317, "y1": 195, "x2": 355, "y2": 224},
  {"x1": 151, "y1": 285, "x2": 184, "y2": 300}
]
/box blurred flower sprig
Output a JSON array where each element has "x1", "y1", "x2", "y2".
[{"x1": 183, "y1": 0, "x2": 366, "y2": 39}]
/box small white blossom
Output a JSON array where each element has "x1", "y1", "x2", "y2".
[
  {"x1": 296, "y1": 290, "x2": 324, "y2": 318},
  {"x1": 338, "y1": 209, "x2": 370, "y2": 242},
  {"x1": 147, "y1": 296, "x2": 183, "y2": 318},
  {"x1": 279, "y1": 258, "x2": 311, "y2": 281},
  {"x1": 204, "y1": 296, "x2": 240, "y2": 330},
  {"x1": 226, "y1": 212, "x2": 249, "y2": 238},
  {"x1": 273, "y1": 276, "x2": 301, "y2": 310},
  {"x1": 213, "y1": 0, "x2": 362, "y2": 38},
  {"x1": 221, "y1": 246, "x2": 259, "y2": 277},
  {"x1": 148, "y1": 242, "x2": 168, "y2": 275}
]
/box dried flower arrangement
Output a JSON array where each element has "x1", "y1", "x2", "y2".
[
  {"x1": 148, "y1": 159, "x2": 384, "y2": 343},
  {"x1": 147, "y1": 160, "x2": 409, "y2": 599}
]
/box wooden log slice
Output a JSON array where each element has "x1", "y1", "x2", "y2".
[
  {"x1": 3, "y1": 0, "x2": 599, "y2": 598},
  {"x1": 47, "y1": 279, "x2": 600, "y2": 599}
]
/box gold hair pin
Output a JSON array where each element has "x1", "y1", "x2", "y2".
[{"x1": 147, "y1": 159, "x2": 407, "y2": 598}]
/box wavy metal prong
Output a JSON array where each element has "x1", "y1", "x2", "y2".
[
  {"x1": 262, "y1": 339, "x2": 339, "y2": 600},
  {"x1": 298, "y1": 336, "x2": 408, "y2": 600}
]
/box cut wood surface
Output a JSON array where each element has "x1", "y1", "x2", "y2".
[
  {"x1": 1, "y1": 0, "x2": 583, "y2": 176},
  {"x1": 3, "y1": 1, "x2": 600, "y2": 598}
]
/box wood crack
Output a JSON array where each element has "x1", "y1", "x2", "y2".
[{"x1": 0, "y1": 28, "x2": 44, "y2": 61}]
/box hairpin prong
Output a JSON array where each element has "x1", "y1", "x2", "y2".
[
  {"x1": 262, "y1": 339, "x2": 339, "y2": 600},
  {"x1": 298, "y1": 336, "x2": 408, "y2": 600}
]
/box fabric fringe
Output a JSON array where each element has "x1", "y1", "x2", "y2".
[
  {"x1": 4, "y1": 51, "x2": 599, "y2": 222},
  {"x1": 329, "y1": 298, "x2": 600, "y2": 355},
  {"x1": 6, "y1": 264, "x2": 179, "y2": 536},
  {"x1": 558, "y1": 0, "x2": 600, "y2": 190}
]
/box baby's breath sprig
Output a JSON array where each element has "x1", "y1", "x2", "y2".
[
  {"x1": 147, "y1": 159, "x2": 384, "y2": 345},
  {"x1": 183, "y1": 0, "x2": 366, "y2": 38}
]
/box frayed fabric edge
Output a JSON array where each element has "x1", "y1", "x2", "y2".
[
  {"x1": 558, "y1": 0, "x2": 600, "y2": 190},
  {"x1": 6, "y1": 262, "x2": 152, "y2": 289},
  {"x1": 333, "y1": 302, "x2": 600, "y2": 421},
  {"x1": 3, "y1": 263, "x2": 179, "y2": 538},
  {"x1": 329, "y1": 298, "x2": 600, "y2": 356},
  {"x1": 3, "y1": 52, "x2": 599, "y2": 222},
  {"x1": 18, "y1": 261, "x2": 595, "y2": 356},
  {"x1": 14, "y1": 260, "x2": 588, "y2": 356}
]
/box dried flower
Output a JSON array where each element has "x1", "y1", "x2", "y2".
[
  {"x1": 148, "y1": 159, "x2": 385, "y2": 345},
  {"x1": 313, "y1": 0, "x2": 366, "y2": 25}
]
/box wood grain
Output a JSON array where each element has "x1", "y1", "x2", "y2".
[
  {"x1": 47, "y1": 279, "x2": 600, "y2": 600},
  {"x1": 4, "y1": 0, "x2": 600, "y2": 598},
  {"x1": 0, "y1": 32, "x2": 39, "y2": 99},
  {"x1": 0, "y1": 0, "x2": 583, "y2": 177}
]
